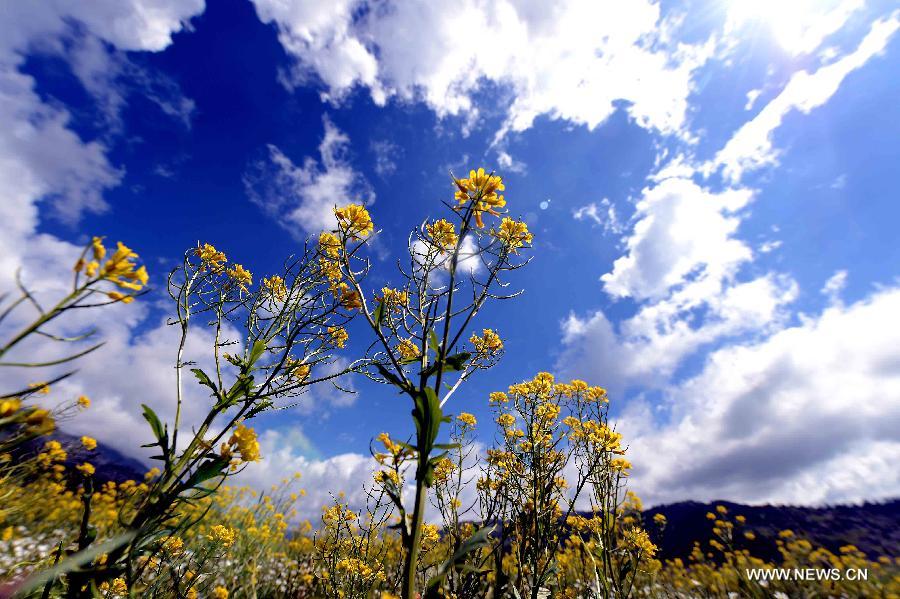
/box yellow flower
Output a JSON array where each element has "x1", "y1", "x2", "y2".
[
  {"x1": 319, "y1": 256, "x2": 342, "y2": 283},
  {"x1": 186, "y1": 588, "x2": 197, "y2": 599},
  {"x1": 106, "y1": 291, "x2": 134, "y2": 304},
  {"x1": 144, "y1": 467, "x2": 161, "y2": 481},
  {"x1": 492, "y1": 217, "x2": 533, "y2": 253},
  {"x1": 624, "y1": 528, "x2": 657, "y2": 558},
  {"x1": 28, "y1": 382, "x2": 51, "y2": 395},
  {"x1": 100, "y1": 577, "x2": 127, "y2": 595},
  {"x1": 377, "y1": 287, "x2": 407, "y2": 311},
  {"x1": 228, "y1": 423, "x2": 261, "y2": 463},
  {"x1": 162, "y1": 535, "x2": 185, "y2": 556},
  {"x1": 81, "y1": 436, "x2": 98, "y2": 451},
  {"x1": 212, "y1": 587, "x2": 229, "y2": 599},
  {"x1": 77, "y1": 395, "x2": 91, "y2": 409},
  {"x1": 25, "y1": 409, "x2": 54, "y2": 433},
  {"x1": 85, "y1": 260, "x2": 99, "y2": 277},
  {"x1": 338, "y1": 283, "x2": 362, "y2": 310},
  {"x1": 489, "y1": 391, "x2": 509, "y2": 404},
  {"x1": 227, "y1": 264, "x2": 253, "y2": 292},
  {"x1": 432, "y1": 458, "x2": 455, "y2": 485},
  {"x1": 318, "y1": 231, "x2": 342, "y2": 258},
  {"x1": 209, "y1": 524, "x2": 237, "y2": 547},
  {"x1": 610, "y1": 458, "x2": 632, "y2": 473},
  {"x1": 102, "y1": 242, "x2": 147, "y2": 290},
  {"x1": 454, "y1": 168, "x2": 506, "y2": 228},
  {"x1": 327, "y1": 326, "x2": 349, "y2": 349},
  {"x1": 426, "y1": 219, "x2": 458, "y2": 250},
  {"x1": 470, "y1": 328, "x2": 503, "y2": 356},
  {"x1": 0, "y1": 398, "x2": 21, "y2": 417},
  {"x1": 263, "y1": 275, "x2": 287, "y2": 300},
  {"x1": 195, "y1": 242, "x2": 227, "y2": 271},
  {"x1": 91, "y1": 236, "x2": 107, "y2": 261},
  {"x1": 76, "y1": 462, "x2": 95, "y2": 476},
  {"x1": 285, "y1": 358, "x2": 311, "y2": 382},
  {"x1": 397, "y1": 337, "x2": 420, "y2": 361},
  {"x1": 496, "y1": 413, "x2": 516, "y2": 428},
  {"x1": 334, "y1": 204, "x2": 374, "y2": 239},
  {"x1": 421, "y1": 523, "x2": 440, "y2": 545},
  {"x1": 457, "y1": 412, "x2": 477, "y2": 428},
  {"x1": 653, "y1": 513, "x2": 667, "y2": 525}
]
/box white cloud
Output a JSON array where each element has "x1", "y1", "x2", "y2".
[
  {"x1": 252, "y1": 0, "x2": 715, "y2": 141},
  {"x1": 0, "y1": 0, "x2": 203, "y2": 278},
  {"x1": 560, "y1": 272, "x2": 797, "y2": 394},
  {"x1": 236, "y1": 429, "x2": 377, "y2": 522},
  {"x1": 724, "y1": 0, "x2": 864, "y2": 57},
  {"x1": 620, "y1": 286, "x2": 900, "y2": 506},
  {"x1": 0, "y1": 0, "x2": 207, "y2": 471},
  {"x1": 713, "y1": 12, "x2": 899, "y2": 183},
  {"x1": 822, "y1": 269, "x2": 848, "y2": 303},
  {"x1": 600, "y1": 178, "x2": 754, "y2": 300},
  {"x1": 496, "y1": 150, "x2": 526, "y2": 174},
  {"x1": 370, "y1": 139, "x2": 399, "y2": 178},
  {"x1": 573, "y1": 198, "x2": 623, "y2": 235},
  {"x1": 244, "y1": 115, "x2": 374, "y2": 237}
]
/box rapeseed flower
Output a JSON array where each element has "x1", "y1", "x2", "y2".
[
  {"x1": 492, "y1": 217, "x2": 533, "y2": 252},
  {"x1": 334, "y1": 204, "x2": 374, "y2": 239},
  {"x1": 426, "y1": 219, "x2": 458, "y2": 250},
  {"x1": 227, "y1": 264, "x2": 253, "y2": 293},
  {"x1": 454, "y1": 168, "x2": 506, "y2": 228}
]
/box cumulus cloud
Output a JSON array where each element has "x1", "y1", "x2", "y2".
[
  {"x1": 0, "y1": 0, "x2": 205, "y2": 464},
  {"x1": 251, "y1": 0, "x2": 715, "y2": 141},
  {"x1": 496, "y1": 150, "x2": 526, "y2": 174},
  {"x1": 244, "y1": 115, "x2": 374, "y2": 237},
  {"x1": 620, "y1": 287, "x2": 900, "y2": 506},
  {"x1": 600, "y1": 178, "x2": 754, "y2": 300},
  {"x1": 0, "y1": 0, "x2": 203, "y2": 259},
  {"x1": 560, "y1": 272, "x2": 797, "y2": 395},
  {"x1": 712, "y1": 12, "x2": 899, "y2": 183}
]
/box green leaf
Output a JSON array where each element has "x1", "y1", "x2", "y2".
[
  {"x1": 15, "y1": 532, "x2": 137, "y2": 596},
  {"x1": 225, "y1": 374, "x2": 255, "y2": 403},
  {"x1": 373, "y1": 301, "x2": 385, "y2": 328},
  {"x1": 190, "y1": 368, "x2": 216, "y2": 390},
  {"x1": 425, "y1": 525, "x2": 495, "y2": 597},
  {"x1": 247, "y1": 339, "x2": 267, "y2": 368},
  {"x1": 181, "y1": 457, "x2": 228, "y2": 491},
  {"x1": 443, "y1": 352, "x2": 471, "y2": 372},
  {"x1": 428, "y1": 329, "x2": 440, "y2": 354},
  {"x1": 141, "y1": 404, "x2": 166, "y2": 447},
  {"x1": 376, "y1": 363, "x2": 408, "y2": 392},
  {"x1": 433, "y1": 443, "x2": 460, "y2": 451}
]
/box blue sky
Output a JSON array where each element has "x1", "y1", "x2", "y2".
[{"x1": 2, "y1": 0, "x2": 899, "y2": 514}]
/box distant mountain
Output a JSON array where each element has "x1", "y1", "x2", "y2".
[
  {"x1": 644, "y1": 499, "x2": 900, "y2": 563},
  {"x1": 12, "y1": 432, "x2": 899, "y2": 563},
  {"x1": 15, "y1": 430, "x2": 147, "y2": 484}
]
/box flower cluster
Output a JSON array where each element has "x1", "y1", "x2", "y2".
[
  {"x1": 75, "y1": 238, "x2": 149, "y2": 303},
  {"x1": 454, "y1": 168, "x2": 506, "y2": 228},
  {"x1": 334, "y1": 204, "x2": 374, "y2": 239},
  {"x1": 220, "y1": 423, "x2": 262, "y2": 465}
]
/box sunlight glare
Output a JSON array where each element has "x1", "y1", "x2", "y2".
[{"x1": 726, "y1": 0, "x2": 863, "y2": 55}]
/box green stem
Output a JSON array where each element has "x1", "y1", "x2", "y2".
[{"x1": 402, "y1": 474, "x2": 428, "y2": 599}]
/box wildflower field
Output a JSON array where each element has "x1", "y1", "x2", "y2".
[{"x1": 1, "y1": 168, "x2": 897, "y2": 599}]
